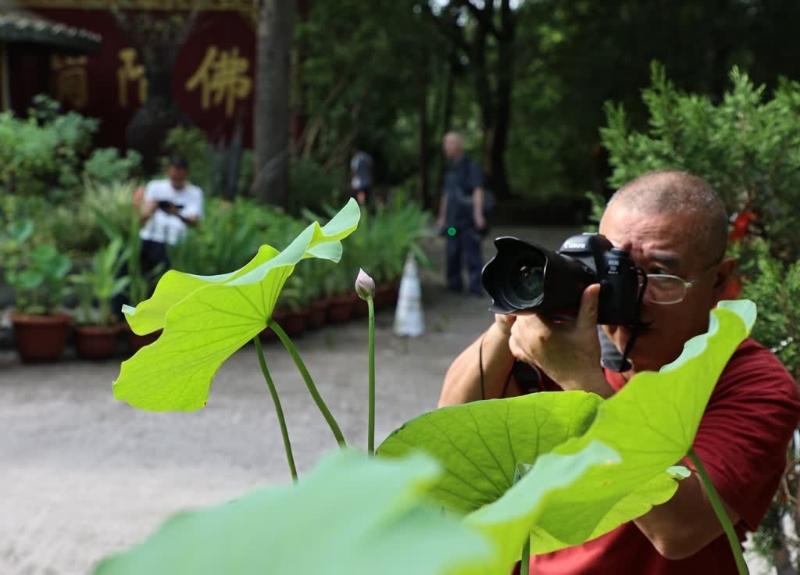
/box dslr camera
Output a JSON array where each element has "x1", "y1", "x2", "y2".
[{"x1": 481, "y1": 233, "x2": 643, "y2": 325}]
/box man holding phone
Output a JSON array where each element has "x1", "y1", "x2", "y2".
[{"x1": 139, "y1": 154, "x2": 204, "y2": 274}]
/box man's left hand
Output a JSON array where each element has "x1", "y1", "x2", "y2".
[{"x1": 508, "y1": 283, "x2": 613, "y2": 397}]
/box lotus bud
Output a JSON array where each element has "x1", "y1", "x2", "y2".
[{"x1": 355, "y1": 268, "x2": 376, "y2": 301}]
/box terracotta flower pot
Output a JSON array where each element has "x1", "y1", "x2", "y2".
[
  {"x1": 275, "y1": 308, "x2": 307, "y2": 338},
  {"x1": 307, "y1": 300, "x2": 328, "y2": 329},
  {"x1": 75, "y1": 324, "x2": 121, "y2": 360},
  {"x1": 352, "y1": 295, "x2": 369, "y2": 318},
  {"x1": 259, "y1": 326, "x2": 278, "y2": 343},
  {"x1": 374, "y1": 281, "x2": 399, "y2": 311},
  {"x1": 326, "y1": 294, "x2": 354, "y2": 324},
  {"x1": 10, "y1": 312, "x2": 72, "y2": 363}
]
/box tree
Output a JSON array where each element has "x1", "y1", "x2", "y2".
[
  {"x1": 253, "y1": 0, "x2": 294, "y2": 208},
  {"x1": 424, "y1": 0, "x2": 518, "y2": 199}
]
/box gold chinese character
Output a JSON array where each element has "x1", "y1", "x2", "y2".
[
  {"x1": 117, "y1": 48, "x2": 148, "y2": 108},
  {"x1": 52, "y1": 55, "x2": 89, "y2": 110},
  {"x1": 185, "y1": 46, "x2": 252, "y2": 117}
]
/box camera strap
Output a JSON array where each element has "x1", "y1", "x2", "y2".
[{"x1": 604, "y1": 268, "x2": 649, "y2": 373}]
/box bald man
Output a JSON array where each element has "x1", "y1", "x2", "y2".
[
  {"x1": 439, "y1": 171, "x2": 800, "y2": 574},
  {"x1": 437, "y1": 132, "x2": 486, "y2": 296}
]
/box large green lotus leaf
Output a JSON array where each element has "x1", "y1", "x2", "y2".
[
  {"x1": 378, "y1": 391, "x2": 603, "y2": 513},
  {"x1": 93, "y1": 448, "x2": 495, "y2": 575},
  {"x1": 122, "y1": 245, "x2": 280, "y2": 336},
  {"x1": 113, "y1": 199, "x2": 361, "y2": 411},
  {"x1": 530, "y1": 300, "x2": 755, "y2": 553},
  {"x1": 465, "y1": 441, "x2": 620, "y2": 573}
]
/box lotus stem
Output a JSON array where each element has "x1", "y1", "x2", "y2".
[
  {"x1": 520, "y1": 536, "x2": 531, "y2": 575},
  {"x1": 367, "y1": 296, "x2": 376, "y2": 455},
  {"x1": 270, "y1": 320, "x2": 347, "y2": 446},
  {"x1": 688, "y1": 449, "x2": 748, "y2": 574},
  {"x1": 253, "y1": 336, "x2": 297, "y2": 481}
]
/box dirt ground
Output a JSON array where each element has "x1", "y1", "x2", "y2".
[{"x1": 0, "y1": 226, "x2": 771, "y2": 574}]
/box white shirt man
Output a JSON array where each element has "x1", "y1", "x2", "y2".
[{"x1": 139, "y1": 178, "x2": 203, "y2": 246}]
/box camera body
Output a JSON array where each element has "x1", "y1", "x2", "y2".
[{"x1": 481, "y1": 233, "x2": 641, "y2": 325}]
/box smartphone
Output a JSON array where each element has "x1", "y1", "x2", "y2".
[{"x1": 157, "y1": 200, "x2": 184, "y2": 212}]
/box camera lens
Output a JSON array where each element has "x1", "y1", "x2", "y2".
[{"x1": 512, "y1": 263, "x2": 544, "y2": 302}]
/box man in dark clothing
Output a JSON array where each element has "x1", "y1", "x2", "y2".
[
  {"x1": 436, "y1": 132, "x2": 486, "y2": 296},
  {"x1": 350, "y1": 150, "x2": 374, "y2": 206}
]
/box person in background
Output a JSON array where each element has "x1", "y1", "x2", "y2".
[
  {"x1": 138, "y1": 154, "x2": 203, "y2": 275},
  {"x1": 350, "y1": 149, "x2": 374, "y2": 206},
  {"x1": 436, "y1": 131, "x2": 486, "y2": 296}
]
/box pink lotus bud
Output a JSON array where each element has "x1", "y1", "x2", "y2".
[{"x1": 355, "y1": 268, "x2": 376, "y2": 300}]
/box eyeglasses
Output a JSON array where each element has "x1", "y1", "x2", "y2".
[{"x1": 640, "y1": 264, "x2": 719, "y2": 305}]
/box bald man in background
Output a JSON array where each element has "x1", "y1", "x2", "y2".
[
  {"x1": 437, "y1": 132, "x2": 486, "y2": 296},
  {"x1": 440, "y1": 171, "x2": 800, "y2": 574}
]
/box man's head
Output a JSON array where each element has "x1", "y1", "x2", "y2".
[
  {"x1": 167, "y1": 154, "x2": 189, "y2": 190},
  {"x1": 442, "y1": 132, "x2": 464, "y2": 161},
  {"x1": 599, "y1": 170, "x2": 735, "y2": 373}
]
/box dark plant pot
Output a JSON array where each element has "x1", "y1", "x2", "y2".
[
  {"x1": 353, "y1": 295, "x2": 369, "y2": 318},
  {"x1": 259, "y1": 326, "x2": 278, "y2": 343},
  {"x1": 126, "y1": 325, "x2": 162, "y2": 355},
  {"x1": 307, "y1": 300, "x2": 327, "y2": 329},
  {"x1": 374, "y1": 281, "x2": 399, "y2": 311},
  {"x1": 326, "y1": 294, "x2": 354, "y2": 324},
  {"x1": 75, "y1": 324, "x2": 121, "y2": 360},
  {"x1": 274, "y1": 308, "x2": 307, "y2": 338},
  {"x1": 10, "y1": 312, "x2": 71, "y2": 363}
]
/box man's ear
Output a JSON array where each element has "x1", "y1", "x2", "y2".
[{"x1": 713, "y1": 257, "x2": 740, "y2": 300}]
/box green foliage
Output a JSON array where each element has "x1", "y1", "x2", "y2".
[
  {"x1": 93, "y1": 449, "x2": 495, "y2": 575},
  {"x1": 83, "y1": 148, "x2": 142, "y2": 186},
  {"x1": 602, "y1": 63, "x2": 800, "y2": 259},
  {"x1": 0, "y1": 95, "x2": 97, "y2": 202},
  {"x1": 379, "y1": 391, "x2": 603, "y2": 513},
  {"x1": 288, "y1": 157, "x2": 342, "y2": 214},
  {"x1": 5, "y1": 241, "x2": 72, "y2": 316},
  {"x1": 70, "y1": 238, "x2": 129, "y2": 326},
  {"x1": 734, "y1": 238, "x2": 800, "y2": 380},
  {"x1": 113, "y1": 200, "x2": 361, "y2": 411},
  {"x1": 168, "y1": 197, "x2": 295, "y2": 277},
  {"x1": 100, "y1": 300, "x2": 755, "y2": 573},
  {"x1": 381, "y1": 301, "x2": 755, "y2": 556},
  {"x1": 163, "y1": 126, "x2": 213, "y2": 193}
]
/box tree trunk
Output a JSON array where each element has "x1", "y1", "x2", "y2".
[
  {"x1": 418, "y1": 64, "x2": 431, "y2": 209},
  {"x1": 489, "y1": 0, "x2": 515, "y2": 198},
  {"x1": 434, "y1": 51, "x2": 457, "y2": 206},
  {"x1": 253, "y1": 0, "x2": 294, "y2": 207}
]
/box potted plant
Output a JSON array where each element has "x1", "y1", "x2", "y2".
[
  {"x1": 70, "y1": 238, "x2": 129, "y2": 360},
  {"x1": 324, "y1": 266, "x2": 355, "y2": 324},
  {"x1": 4, "y1": 234, "x2": 73, "y2": 362},
  {"x1": 272, "y1": 276, "x2": 309, "y2": 337}
]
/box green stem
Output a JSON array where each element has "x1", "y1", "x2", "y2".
[
  {"x1": 367, "y1": 296, "x2": 376, "y2": 455},
  {"x1": 520, "y1": 536, "x2": 530, "y2": 575},
  {"x1": 688, "y1": 449, "x2": 748, "y2": 574},
  {"x1": 253, "y1": 336, "x2": 297, "y2": 482},
  {"x1": 270, "y1": 320, "x2": 347, "y2": 446}
]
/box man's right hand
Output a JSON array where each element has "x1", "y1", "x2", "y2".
[{"x1": 494, "y1": 313, "x2": 516, "y2": 336}]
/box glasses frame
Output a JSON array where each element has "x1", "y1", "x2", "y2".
[{"x1": 643, "y1": 262, "x2": 722, "y2": 305}]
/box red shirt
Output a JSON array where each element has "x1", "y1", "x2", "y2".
[{"x1": 531, "y1": 338, "x2": 800, "y2": 574}]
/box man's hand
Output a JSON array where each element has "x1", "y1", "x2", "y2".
[
  {"x1": 508, "y1": 284, "x2": 613, "y2": 397},
  {"x1": 474, "y1": 213, "x2": 487, "y2": 231},
  {"x1": 140, "y1": 199, "x2": 157, "y2": 223}
]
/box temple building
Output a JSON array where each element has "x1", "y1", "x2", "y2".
[{"x1": 2, "y1": 0, "x2": 255, "y2": 147}]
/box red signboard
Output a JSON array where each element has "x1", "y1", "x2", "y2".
[{"x1": 20, "y1": 8, "x2": 256, "y2": 147}]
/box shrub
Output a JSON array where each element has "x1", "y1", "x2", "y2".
[
  {"x1": 0, "y1": 95, "x2": 97, "y2": 202},
  {"x1": 602, "y1": 63, "x2": 800, "y2": 261},
  {"x1": 83, "y1": 148, "x2": 142, "y2": 185}
]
